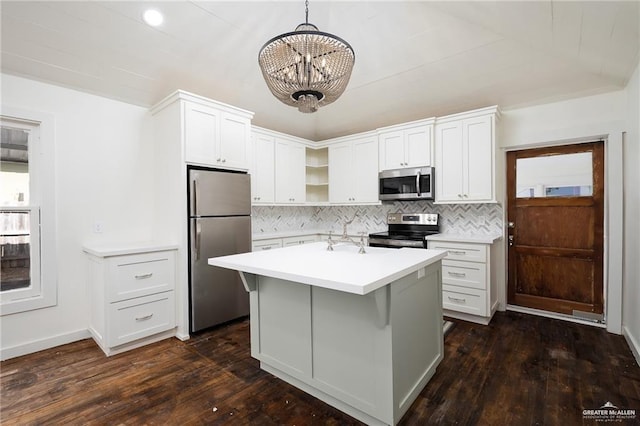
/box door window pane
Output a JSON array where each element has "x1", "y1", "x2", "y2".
[
  {"x1": 516, "y1": 152, "x2": 593, "y2": 198},
  {"x1": 1, "y1": 126, "x2": 31, "y2": 292}
]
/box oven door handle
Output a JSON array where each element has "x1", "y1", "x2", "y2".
[{"x1": 416, "y1": 171, "x2": 421, "y2": 197}]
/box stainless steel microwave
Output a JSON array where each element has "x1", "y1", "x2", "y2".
[{"x1": 379, "y1": 166, "x2": 434, "y2": 201}]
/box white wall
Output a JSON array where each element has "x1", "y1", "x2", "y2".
[
  {"x1": 623, "y1": 61, "x2": 640, "y2": 363},
  {"x1": 500, "y1": 90, "x2": 626, "y2": 334},
  {"x1": 0, "y1": 74, "x2": 154, "y2": 359}
]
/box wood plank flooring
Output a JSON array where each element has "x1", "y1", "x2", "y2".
[{"x1": 2, "y1": 311, "x2": 639, "y2": 425}]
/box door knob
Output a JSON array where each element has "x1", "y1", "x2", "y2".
[{"x1": 508, "y1": 221, "x2": 515, "y2": 229}]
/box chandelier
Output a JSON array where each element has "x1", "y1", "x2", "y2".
[{"x1": 258, "y1": 0, "x2": 355, "y2": 113}]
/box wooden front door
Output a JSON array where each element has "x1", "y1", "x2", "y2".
[{"x1": 506, "y1": 142, "x2": 604, "y2": 318}]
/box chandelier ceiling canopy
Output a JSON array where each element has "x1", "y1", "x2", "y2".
[{"x1": 258, "y1": 1, "x2": 355, "y2": 114}]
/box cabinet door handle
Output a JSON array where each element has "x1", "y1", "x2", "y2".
[
  {"x1": 448, "y1": 250, "x2": 466, "y2": 255},
  {"x1": 448, "y1": 296, "x2": 466, "y2": 303},
  {"x1": 447, "y1": 271, "x2": 466, "y2": 277},
  {"x1": 135, "y1": 313, "x2": 154, "y2": 321},
  {"x1": 222, "y1": 159, "x2": 226, "y2": 163},
  {"x1": 135, "y1": 273, "x2": 153, "y2": 280}
]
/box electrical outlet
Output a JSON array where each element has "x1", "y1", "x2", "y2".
[{"x1": 93, "y1": 221, "x2": 104, "y2": 234}]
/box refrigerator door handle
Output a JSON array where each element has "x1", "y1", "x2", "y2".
[
  {"x1": 192, "y1": 178, "x2": 198, "y2": 216},
  {"x1": 195, "y1": 220, "x2": 201, "y2": 261}
]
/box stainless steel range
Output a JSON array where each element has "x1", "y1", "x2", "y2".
[{"x1": 368, "y1": 213, "x2": 440, "y2": 249}]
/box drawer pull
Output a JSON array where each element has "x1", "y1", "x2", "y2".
[
  {"x1": 448, "y1": 296, "x2": 466, "y2": 303},
  {"x1": 134, "y1": 273, "x2": 153, "y2": 280},
  {"x1": 448, "y1": 250, "x2": 466, "y2": 255},
  {"x1": 261, "y1": 246, "x2": 272, "y2": 250},
  {"x1": 135, "y1": 313, "x2": 154, "y2": 321},
  {"x1": 447, "y1": 271, "x2": 467, "y2": 278}
]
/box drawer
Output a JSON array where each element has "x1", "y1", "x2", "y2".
[
  {"x1": 253, "y1": 238, "x2": 283, "y2": 251},
  {"x1": 428, "y1": 241, "x2": 487, "y2": 263},
  {"x1": 282, "y1": 235, "x2": 318, "y2": 247},
  {"x1": 107, "y1": 251, "x2": 175, "y2": 302},
  {"x1": 442, "y1": 259, "x2": 486, "y2": 290},
  {"x1": 442, "y1": 285, "x2": 487, "y2": 316},
  {"x1": 108, "y1": 291, "x2": 175, "y2": 347}
]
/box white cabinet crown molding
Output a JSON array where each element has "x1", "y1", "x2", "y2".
[
  {"x1": 252, "y1": 125, "x2": 314, "y2": 146},
  {"x1": 150, "y1": 89, "x2": 254, "y2": 119},
  {"x1": 434, "y1": 105, "x2": 500, "y2": 125},
  {"x1": 375, "y1": 116, "x2": 436, "y2": 134}
]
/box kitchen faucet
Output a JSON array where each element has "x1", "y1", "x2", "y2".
[
  {"x1": 342, "y1": 211, "x2": 359, "y2": 239},
  {"x1": 326, "y1": 212, "x2": 366, "y2": 254}
]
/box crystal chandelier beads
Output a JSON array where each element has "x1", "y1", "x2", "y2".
[{"x1": 258, "y1": 2, "x2": 355, "y2": 113}]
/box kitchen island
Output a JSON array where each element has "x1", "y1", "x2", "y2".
[{"x1": 209, "y1": 242, "x2": 447, "y2": 426}]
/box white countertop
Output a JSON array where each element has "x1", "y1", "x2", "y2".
[
  {"x1": 425, "y1": 233, "x2": 503, "y2": 244},
  {"x1": 209, "y1": 242, "x2": 447, "y2": 296},
  {"x1": 83, "y1": 242, "x2": 179, "y2": 257}
]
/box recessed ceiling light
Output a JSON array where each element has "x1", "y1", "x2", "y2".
[{"x1": 143, "y1": 9, "x2": 164, "y2": 27}]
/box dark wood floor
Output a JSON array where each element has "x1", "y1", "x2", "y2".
[{"x1": 2, "y1": 311, "x2": 639, "y2": 425}]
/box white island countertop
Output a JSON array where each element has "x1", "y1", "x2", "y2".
[{"x1": 209, "y1": 242, "x2": 447, "y2": 296}]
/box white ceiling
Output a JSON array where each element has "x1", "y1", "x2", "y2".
[{"x1": 1, "y1": 1, "x2": 638, "y2": 141}]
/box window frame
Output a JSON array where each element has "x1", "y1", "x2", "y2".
[{"x1": 0, "y1": 108, "x2": 56, "y2": 315}]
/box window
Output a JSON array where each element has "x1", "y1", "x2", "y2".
[
  {"x1": 1, "y1": 111, "x2": 56, "y2": 315},
  {"x1": 515, "y1": 152, "x2": 593, "y2": 198}
]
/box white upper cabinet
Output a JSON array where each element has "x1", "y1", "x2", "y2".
[
  {"x1": 435, "y1": 107, "x2": 498, "y2": 204},
  {"x1": 275, "y1": 137, "x2": 306, "y2": 204},
  {"x1": 328, "y1": 135, "x2": 379, "y2": 204},
  {"x1": 184, "y1": 101, "x2": 251, "y2": 170},
  {"x1": 250, "y1": 131, "x2": 276, "y2": 204},
  {"x1": 378, "y1": 119, "x2": 434, "y2": 171}
]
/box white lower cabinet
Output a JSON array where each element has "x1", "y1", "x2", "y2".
[
  {"x1": 84, "y1": 245, "x2": 178, "y2": 356},
  {"x1": 252, "y1": 234, "x2": 319, "y2": 251},
  {"x1": 108, "y1": 291, "x2": 176, "y2": 348},
  {"x1": 252, "y1": 238, "x2": 283, "y2": 251},
  {"x1": 282, "y1": 235, "x2": 319, "y2": 247},
  {"x1": 427, "y1": 239, "x2": 498, "y2": 324}
]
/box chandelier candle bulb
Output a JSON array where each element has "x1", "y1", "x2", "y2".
[{"x1": 258, "y1": 0, "x2": 355, "y2": 113}]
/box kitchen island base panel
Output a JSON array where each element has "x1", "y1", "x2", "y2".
[{"x1": 245, "y1": 261, "x2": 443, "y2": 426}]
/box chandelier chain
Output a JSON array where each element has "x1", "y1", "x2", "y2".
[{"x1": 305, "y1": 0, "x2": 309, "y2": 24}]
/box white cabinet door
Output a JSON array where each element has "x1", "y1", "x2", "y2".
[
  {"x1": 329, "y1": 141, "x2": 353, "y2": 203},
  {"x1": 275, "y1": 138, "x2": 306, "y2": 203},
  {"x1": 353, "y1": 137, "x2": 379, "y2": 203},
  {"x1": 405, "y1": 125, "x2": 432, "y2": 168},
  {"x1": 379, "y1": 131, "x2": 405, "y2": 170},
  {"x1": 219, "y1": 113, "x2": 250, "y2": 170},
  {"x1": 435, "y1": 114, "x2": 495, "y2": 203},
  {"x1": 251, "y1": 132, "x2": 275, "y2": 203},
  {"x1": 329, "y1": 137, "x2": 378, "y2": 204},
  {"x1": 463, "y1": 115, "x2": 493, "y2": 201},
  {"x1": 378, "y1": 124, "x2": 432, "y2": 171},
  {"x1": 184, "y1": 102, "x2": 219, "y2": 165},
  {"x1": 184, "y1": 102, "x2": 250, "y2": 170},
  {"x1": 435, "y1": 121, "x2": 465, "y2": 202}
]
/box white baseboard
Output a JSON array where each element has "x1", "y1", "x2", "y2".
[
  {"x1": 0, "y1": 329, "x2": 91, "y2": 361},
  {"x1": 623, "y1": 326, "x2": 640, "y2": 366}
]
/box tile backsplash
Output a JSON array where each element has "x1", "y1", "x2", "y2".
[{"x1": 252, "y1": 202, "x2": 503, "y2": 236}]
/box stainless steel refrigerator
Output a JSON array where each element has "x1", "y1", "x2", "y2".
[{"x1": 188, "y1": 167, "x2": 251, "y2": 333}]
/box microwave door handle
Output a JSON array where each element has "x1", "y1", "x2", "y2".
[{"x1": 416, "y1": 171, "x2": 421, "y2": 196}]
